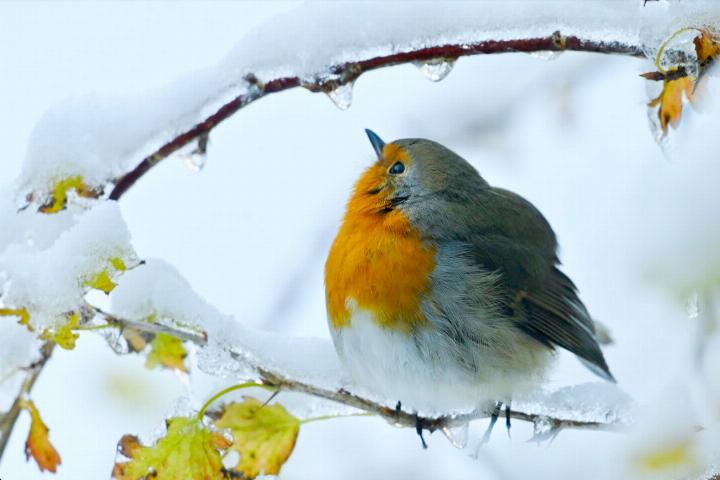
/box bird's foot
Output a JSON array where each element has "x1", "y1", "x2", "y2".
[
  {"x1": 505, "y1": 404, "x2": 512, "y2": 439},
  {"x1": 479, "y1": 401, "x2": 503, "y2": 445}
]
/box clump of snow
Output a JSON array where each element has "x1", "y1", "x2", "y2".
[
  {"x1": 17, "y1": 73, "x2": 248, "y2": 199},
  {"x1": 0, "y1": 320, "x2": 41, "y2": 381},
  {"x1": 0, "y1": 201, "x2": 135, "y2": 330},
  {"x1": 110, "y1": 259, "x2": 217, "y2": 329},
  {"x1": 0, "y1": 187, "x2": 78, "y2": 252},
  {"x1": 108, "y1": 259, "x2": 349, "y2": 386},
  {"x1": 17, "y1": 2, "x2": 720, "y2": 201}
]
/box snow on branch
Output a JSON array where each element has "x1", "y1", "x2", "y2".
[
  {"x1": 16, "y1": 2, "x2": 719, "y2": 205},
  {"x1": 108, "y1": 32, "x2": 644, "y2": 200},
  {"x1": 84, "y1": 259, "x2": 634, "y2": 440},
  {"x1": 92, "y1": 306, "x2": 632, "y2": 436}
]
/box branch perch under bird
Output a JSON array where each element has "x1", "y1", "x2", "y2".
[{"x1": 87, "y1": 305, "x2": 629, "y2": 440}]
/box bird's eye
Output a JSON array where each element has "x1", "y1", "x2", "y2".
[{"x1": 389, "y1": 161, "x2": 405, "y2": 174}]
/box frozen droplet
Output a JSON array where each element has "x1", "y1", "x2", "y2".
[
  {"x1": 415, "y1": 58, "x2": 456, "y2": 82},
  {"x1": 196, "y1": 342, "x2": 256, "y2": 379},
  {"x1": 326, "y1": 82, "x2": 354, "y2": 110},
  {"x1": 441, "y1": 422, "x2": 469, "y2": 449},
  {"x1": 655, "y1": 30, "x2": 700, "y2": 77},
  {"x1": 686, "y1": 293, "x2": 700, "y2": 319},
  {"x1": 100, "y1": 327, "x2": 130, "y2": 355},
  {"x1": 182, "y1": 133, "x2": 209, "y2": 172},
  {"x1": 530, "y1": 415, "x2": 558, "y2": 442},
  {"x1": 184, "y1": 152, "x2": 206, "y2": 172},
  {"x1": 529, "y1": 51, "x2": 562, "y2": 61}
]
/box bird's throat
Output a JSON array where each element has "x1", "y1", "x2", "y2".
[{"x1": 325, "y1": 204, "x2": 435, "y2": 332}]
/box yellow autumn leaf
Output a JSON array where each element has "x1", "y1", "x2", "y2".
[
  {"x1": 86, "y1": 270, "x2": 117, "y2": 293},
  {"x1": 214, "y1": 397, "x2": 300, "y2": 479},
  {"x1": 0, "y1": 307, "x2": 32, "y2": 329},
  {"x1": 123, "y1": 328, "x2": 149, "y2": 352},
  {"x1": 113, "y1": 417, "x2": 231, "y2": 480},
  {"x1": 693, "y1": 29, "x2": 720, "y2": 65},
  {"x1": 85, "y1": 256, "x2": 128, "y2": 293},
  {"x1": 40, "y1": 175, "x2": 96, "y2": 214},
  {"x1": 40, "y1": 312, "x2": 80, "y2": 350},
  {"x1": 20, "y1": 399, "x2": 62, "y2": 473},
  {"x1": 145, "y1": 333, "x2": 188, "y2": 372},
  {"x1": 648, "y1": 71, "x2": 694, "y2": 133},
  {"x1": 110, "y1": 256, "x2": 128, "y2": 272}
]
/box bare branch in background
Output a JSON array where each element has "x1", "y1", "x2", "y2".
[{"x1": 108, "y1": 32, "x2": 645, "y2": 200}]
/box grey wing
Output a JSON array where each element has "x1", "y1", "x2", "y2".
[
  {"x1": 517, "y1": 268, "x2": 615, "y2": 381},
  {"x1": 452, "y1": 187, "x2": 615, "y2": 381}
]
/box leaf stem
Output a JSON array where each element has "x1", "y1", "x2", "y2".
[
  {"x1": 197, "y1": 382, "x2": 268, "y2": 420},
  {"x1": 300, "y1": 412, "x2": 373, "y2": 425}
]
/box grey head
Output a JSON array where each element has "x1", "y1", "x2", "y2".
[{"x1": 363, "y1": 129, "x2": 490, "y2": 214}]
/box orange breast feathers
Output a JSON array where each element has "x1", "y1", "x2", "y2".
[{"x1": 325, "y1": 146, "x2": 436, "y2": 332}]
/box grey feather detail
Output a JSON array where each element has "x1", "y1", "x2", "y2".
[
  {"x1": 419, "y1": 244, "x2": 552, "y2": 381},
  {"x1": 518, "y1": 268, "x2": 615, "y2": 382}
]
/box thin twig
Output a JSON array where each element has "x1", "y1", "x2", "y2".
[
  {"x1": 89, "y1": 307, "x2": 624, "y2": 434},
  {"x1": 108, "y1": 32, "x2": 645, "y2": 200},
  {"x1": 0, "y1": 342, "x2": 55, "y2": 460}
]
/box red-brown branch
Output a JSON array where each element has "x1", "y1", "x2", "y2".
[{"x1": 108, "y1": 33, "x2": 645, "y2": 200}]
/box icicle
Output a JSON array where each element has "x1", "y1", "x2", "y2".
[
  {"x1": 100, "y1": 327, "x2": 131, "y2": 355},
  {"x1": 441, "y1": 422, "x2": 469, "y2": 449},
  {"x1": 326, "y1": 82, "x2": 354, "y2": 110},
  {"x1": 530, "y1": 415, "x2": 560, "y2": 442},
  {"x1": 415, "y1": 57, "x2": 456, "y2": 82}
]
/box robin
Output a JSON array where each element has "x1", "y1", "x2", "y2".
[{"x1": 324, "y1": 130, "x2": 614, "y2": 443}]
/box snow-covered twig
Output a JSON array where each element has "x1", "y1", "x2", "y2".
[
  {"x1": 0, "y1": 342, "x2": 54, "y2": 459},
  {"x1": 92, "y1": 306, "x2": 624, "y2": 435},
  {"x1": 108, "y1": 32, "x2": 644, "y2": 201}
]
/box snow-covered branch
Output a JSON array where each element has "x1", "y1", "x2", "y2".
[
  {"x1": 87, "y1": 301, "x2": 632, "y2": 439},
  {"x1": 15, "y1": 2, "x2": 714, "y2": 207},
  {"x1": 108, "y1": 32, "x2": 644, "y2": 201}
]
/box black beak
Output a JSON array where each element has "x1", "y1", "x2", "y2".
[{"x1": 365, "y1": 129, "x2": 385, "y2": 158}]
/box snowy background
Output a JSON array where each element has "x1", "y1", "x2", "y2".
[{"x1": 1, "y1": 1, "x2": 719, "y2": 479}]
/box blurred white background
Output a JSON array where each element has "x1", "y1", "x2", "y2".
[{"x1": 1, "y1": 2, "x2": 718, "y2": 479}]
